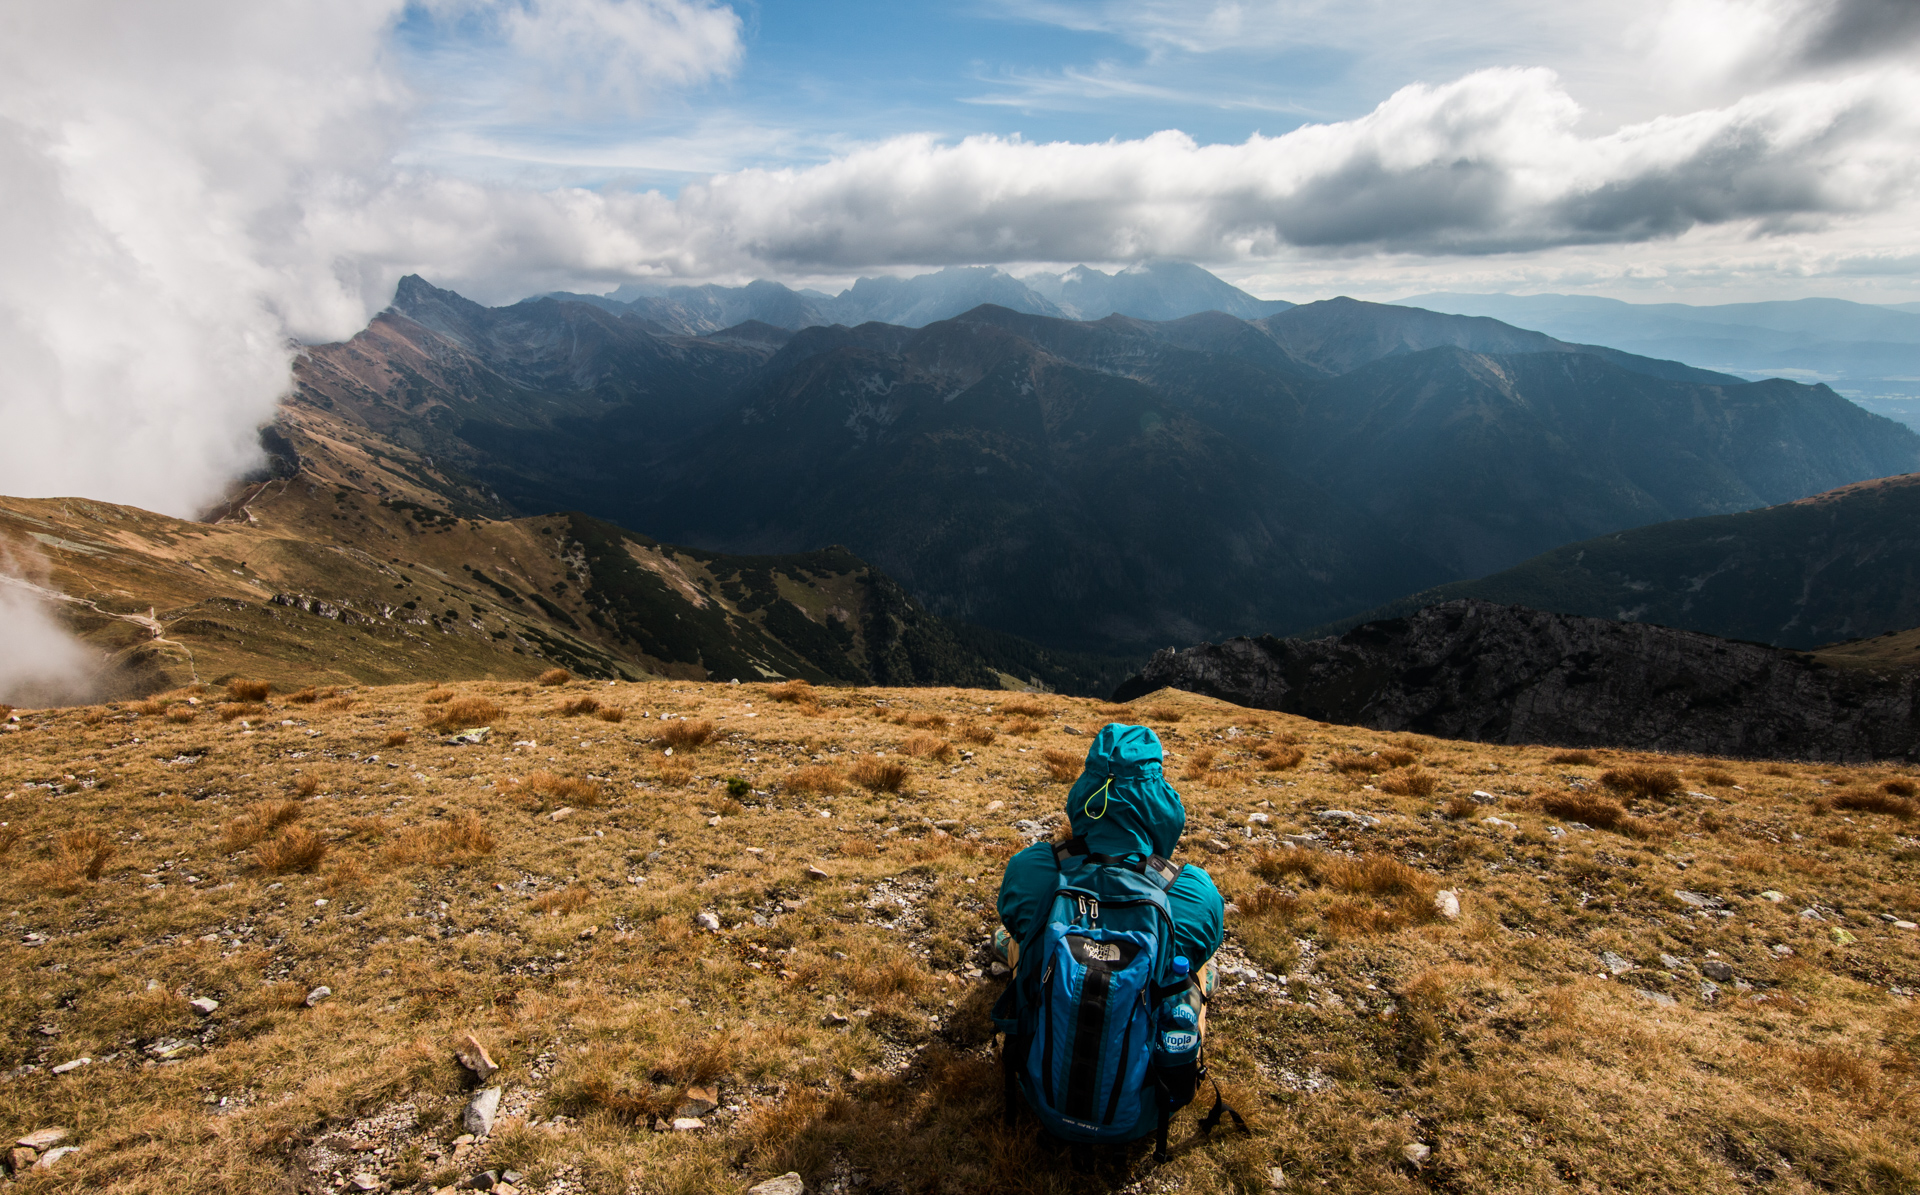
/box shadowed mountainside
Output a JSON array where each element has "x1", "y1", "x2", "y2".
[{"x1": 1116, "y1": 600, "x2": 1920, "y2": 761}]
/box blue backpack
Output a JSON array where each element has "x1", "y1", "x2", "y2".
[{"x1": 993, "y1": 837, "x2": 1240, "y2": 1161}]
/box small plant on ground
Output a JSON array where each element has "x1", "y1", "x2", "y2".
[
  {"x1": 430, "y1": 695, "x2": 501, "y2": 731},
  {"x1": 537, "y1": 668, "x2": 572, "y2": 686},
  {"x1": 902, "y1": 733, "x2": 956, "y2": 763},
  {"x1": 383, "y1": 730, "x2": 409, "y2": 748},
  {"x1": 1600, "y1": 765, "x2": 1681, "y2": 798},
  {"x1": 959, "y1": 723, "x2": 996, "y2": 746},
  {"x1": 226, "y1": 679, "x2": 271, "y2": 701},
  {"x1": 511, "y1": 772, "x2": 604, "y2": 811},
  {"x1": 852, "y1": 757, "x2": 910, "y2": 793},
  {"x1": 1831, "y1": 789, "x2": 1916, "y2": 819},
  {"x1": 1040, "y1": 749, "x2": 1080, "y2": 783},
  {"x1": 659, "y1": 718, "x2": 716, "y2": 750},
  {"x1": 255, "y1": 825, "x2": 329, "y2": 874},
  {"x1": 1538, "y1": 791, "x2": 1657, "y2": 838},
  {"x1": 1550, "y1": 749, "x2": 1598, "y2": 765},
  {"x1": 556, "y1": 695, "x2": 601, "y2": 716},
  {"x1": 1380, "y1": 767, "x2": 1437, "y2": 796},
  {"x1": 1256, "y1": 743, "x2": 1305, "y2": 771},
  {"x1": 786, "y1": 765, "x2": 847, "y2": 795}
]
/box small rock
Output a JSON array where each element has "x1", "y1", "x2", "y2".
[
  {"x1": 1758, "y1": 890, "x2": 1786, "y2": 903},
  {"x1": 747, "y1": 1174, "x2": 806, "y2": 1195},
  {"x1": 1063, "y1": 725, "x2": 1083, "y2": 735},
  {"x1": 805, "y1": 865, "x2": 830, "y2": 881},
  {"x1": 706, "y1": 816, "x2": 722, "y2": 827},
  {"x1": 578, "y1": 925, "x2": 598, "y2": 940},
  {"x1": 7, "y1": 1147, "x2": 37, "y2": 1174},
  {"x1": 1599, "y1": 951, "x2": 1634, "y2": 976},
  {"x1": 349, "y1": 1174, "x2": 380, "y2": 1191},
  {"x1": 1699, "y1": 980, "x2": 1721, "y2": 1003},
  {"x1": 1672, "y1": 890, "x2": 1720, "y2": 909},
  {"x1": 1799, "y1": 907, "x2": 1824, "y2": 921},
  {"x1": 145, "y1": 1038, "x2": 198, "y2": 1061},
  {"x1": 1204, "y1": 839, "x2": 1231, "y2": 854},
  {"x1": 1635, "y1": 989, "x2": 1677, "y2": 1008},
  {"x1": 50, "y1": 1058, "x2": 91, "y2": 1075},
  {"x1": 459, "y1": 1171, "x2": 498, "y2": 1191},
  {"x1": 1316, "y1": 809, "x2": 1373, "y2": 825},
  {"x1": 501, "y1": 1174, "x2": 525, "y2": 1187},
  {"x1": 549, "y1": 807, "x2": 574, "y2": 821},
  {"x1": 933, "y1": 818, "x2": 960, "y2": 830},
  {"x1": 189, "y1": 996, "x2": 220, "y2": 1016},
  {"x1": 1433, "y1": 890, "x2": 1460, "y2": 919},
  {"x1": 1402, "y1": 1142, "x2": 1431, "y2": 1165},
  {"x1": 31, "y1": 1147, "x2": 78, "y2": 1172},
  {"x1": 676, "y1": 1084, "x2": 719, "y2": 1118},
  {"x1": 1482, "y1": 816, "x2": 1517, "y2": 830},
  {"x1": 1658, "y1": 953, "x2": 1685, "y2": 971},
  {"x1": 452, "y1": 1133, "x2": 476, "y2": 1146},
  {"x1": 989, "y1": 962, "x2": 1010, "y2": 977},
  {"x1": 1247, "y1": 812, "x2": 1270, "y2": 824},
  {"x1": 1267, "y1": 1165, "x2": 1286, "y2": 1190},
  {"x1": 695, "y1": 912, "x2": 722, "y2": 931},
  {"x1": 464, "y1": 1087, "x2": 502, "y2": 1137},
  {"x1": 16, "y1": 1130, "x2": 67, "y2": 1151},
  {"x1": 1771, "y1": 943, "x2": 1794, "y2": 957},
  {"x1": 823, "y1": 1012, "x2": 850, "y2": 1027},
  {"x1": 1469, "y1": 790, "x2": 1496, "y2": 804},
  {"x1": 1895, "y1": 920, "x2": 1918, "y2": 930},
  {"x1": 671, "y1": 1117, "x2": 704, "y2": 1131},
  {"x1": 1700, "y1": 959, "x2": 1734, "y2": 983},
  {"x1": 985, "y1": 800, "x2": 1004, "y2": 812},
  {"x1": 1831, "y1": 927, "x2": 1857, "y2": 945},
  {"x1": 305, "y1": 985, "x2": 332, "y2": 1007},
  {"x1": 455, "y1": 1034, "x2": 499, "y2": 1082}
]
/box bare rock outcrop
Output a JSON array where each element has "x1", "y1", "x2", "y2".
[{"x1": 1115, "y1": 600, "x2": 1920, "y2": 760}]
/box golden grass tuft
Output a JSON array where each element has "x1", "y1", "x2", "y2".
[
  {"x1": 998, "y1": 696, "x2": 1047, "y2": 717},
  {"x1": 421, "y1": 688, "x2": 455, "y2": 704},
  {"x1": 511, "y1": 772, "x2": 604, "y2": 811},
  {"x1": 901, "y1": 733, "x2": 956, "y2": 763},
  {"x1": 556, "y1": 695, "x2": 601, "y2": 716},
  {"x1": 1537, "y1": 791, "x2": 1658, "y2": 838},
  {"x1": 1881, "y1": 777, "x2": 1917, "y2": 798},
  {"x1": 429, "y1": 695, "x2": 501, "y2": 731},
  {"x1": 220, "y1": 799, "x2": 305, "y2": 852},
  {"x1": 1255, "y1": 743, "x2": 1306, "y2": 771},
  {"x1": 1600, "y1": 765, "x2": 1682, "y2": 798},
  {"x1": 55, "y1": 828, "x2": 116, "y2": 884},
  {"x1": 767, "y1": 679, "x2": 817, "y2": 704},
  {"x1": 537, "y1": 668, "x2": 572, "y2": 686},
  {"x1": 852, "y1": 756, "x2": 910, "y2": 793},
  {"x1": 1040, "y1": 749, "x2": 1081, "y2": 783},
  {"x1": 165, "y1": 706, "x2": 196, "y2": 724},
  {"x1": 1550, "y1": 749, "x2": 1599, "y2": 765},
  {"x1": 1331, "y1": 753, "x2": 1381, "y2": 775},
  {"x1": 386, "y1": 811, "x2": 495, "y2": 866},
  {"x1": 1143, "y1": 705, "x2": 1183, "y2": 723},
  {"x1": 597, "y1": 706, "x2": 626, "y2": 723},
  {"x1": 786, "y1": 765, "x2": 847, "y2": 795},
  {"x1": 1002, "y1": 716, "x2": 1042, "y2": 736},
  {"x1": 383, "y1": 730, "x2": 409, "y2": 748},
  {"x1": 1698, "y1": 769, "x2": 1737, "y2": 787},
  {"x1": 1831, "y1": 788, "x2": 1917, "y2": 819},
  {"x1": 530, "y1": 886, "x2": 595, "y2": 915},
  {"x1": 1376, "y1": 748, "x2": 1416, "y2": 768},
  {"x1": 1443, "y1": 793, "x2": 1480, "y2": 819},
  {"x1": 959, "y1": 723, "x2": 996, "y2": 746},
  {"x1": 1379, "y1": 766, "x2": 1438, "y2": 796},
  {"x1": 226, "y1": 678, "x2": 271, "y2": 701},
  {"x1": 658, "y1": 718, "x2": 716, "y2": 750},
  {"x1": 255, "y1": 825, "x2": 329, "y2": 874},
  {"x1": 293, "y1": 773, "x2": 321, "y2": 798},
  {"x1": 215, "y1": 702, "x2": 263, "y2": 722}
]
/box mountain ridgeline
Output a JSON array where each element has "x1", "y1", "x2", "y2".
[{"x1": 291, "y1": 275, "x2": 1920, "y2": 660}]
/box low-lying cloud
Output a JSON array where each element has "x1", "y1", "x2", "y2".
[{"x1": 2, "y1": 0, "x2": 1919, "y2": 525}]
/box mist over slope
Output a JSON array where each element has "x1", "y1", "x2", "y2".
[{"x1": 288, "y1": 279, "x2": 1920, "y2": 655}]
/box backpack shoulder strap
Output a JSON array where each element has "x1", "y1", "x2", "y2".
[{"x1": 1053, "y1": 837, "x2": 1186, "y2": 892}]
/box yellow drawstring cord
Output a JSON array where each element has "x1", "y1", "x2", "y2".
[{"x1": 1082, "y1": 776, "x2": 1113, "y2": 820}]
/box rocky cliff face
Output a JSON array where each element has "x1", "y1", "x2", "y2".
[{"x1": 1115, "y1": 600, "x2": 1920, "y2": 760}]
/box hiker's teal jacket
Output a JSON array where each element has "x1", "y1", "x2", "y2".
[{"x1": 997, "y1": 723, "x2": 1224, "y2": 966}]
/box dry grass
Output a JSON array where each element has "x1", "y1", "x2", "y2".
[
  {"x1": 597, "y1": 706, "x2": 626, "y2": 723},
  {"x1": 537, "y1": 668, "x2": 572, "y2": 686},
  {"x1": 164, "y1": 706, "x2": 196, "y2": 724},
  {"x1": 1143, "y1": 705, "x2": 1183, "y2": 723},
  {"x1": 226, "y1": 678, "x2": 271, "y2": 701},
  {"x1": 422, "y1": 687, "x2": 455, "y2": 704},
  {"x1": 658, "y1": 718, "x2": 717, "y2": 750},
  {"x1": 428, "y1": 694, "x2": 501, "y2": 731},
  {"x1": 767, "y1": 679, "x2": 817, "y2": 705},
  {"x1": 1831, "y1": 789, "x2": 1918, "y2": 819},
  {"x1": 4, "y1": 678, "x2": 1918, "y2": 1195},
  {"x1": 1443, "y1": 793, "x2": 1479, "y2": 819},
  {"x1": 1697, "y1": 769, "x2": 1737, "y2": 787},
  {"x1": 786, "y1": 765, "x2": 847, "y2": 796},
  {"x1": 1600, "y1": 764, "x2": 1682, "y2": 798},
  {"x1": 1537, "y1": 791, "x2": 1658, "y2": 838},
  {"x1": 556, "y1": 695, "x2": 601, "y2": 716},
  {"x1": 901, "y1": 733, "x2": 956, "y2": 763},
  {"x1": 1039, "y1": 749, "x2": 1081, "y2": 783},
  {"x1": 997, "y1": 696, "x2": 1047, "y2": 717},
  {"x1": 220, "y1": 800, "x2": 305, "y2": 852},
  {"x1": 1255, "y1": 743, "x2": 1306, "y2": 771},
  {"x1": 851, "y1": 757, "x2": 910, "y2": 793},
  {"x1": 40, "y1": 828, "x2": 116, "y2": 888},
  {"x1": 383, "y1": 730, "x2": 409, "y2": 748},
  {"x1": 1331, "y1": 753, "x2": 1381, "y2": 775},
  {"x1": 510, "y1": 772, "x2": 605, "y2": 811},
  {"x1": 1379, "y1": 767, "x2": 1438, "y2": 796},
  {"x1": 255, "y1": 825, "x2": 329, "y2": 874},
  {"x1": 1001, "y1": 716, "x2": 1042, "y2": 736},
  {"x1": 1882, "y1": 777, "x2": 1917, "y2": 798},
  {"x1": 1550, "y1": 749, "x2": 1599, "y2": 765},
  {"x1": 215, "y1": 702, "x2": 263, "y2": 722},
  {"x1": 959, "y1": 723, "x2": 996, "y2": 746}
]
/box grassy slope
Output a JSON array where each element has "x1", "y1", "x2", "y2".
[{"x1": 0, "y1": 681, "x2": 1913, "y2": 1193}]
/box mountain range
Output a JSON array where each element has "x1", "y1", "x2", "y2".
[
  {"x1": 550, "y1": 259, "x2": 1295, "y2": 335},
  {"x1": 285, "y1": 276, "x2": 1920, "y2": 659},
  {"x1": 1402, "y1": 291, "x2": 1920, "y2": 431}
]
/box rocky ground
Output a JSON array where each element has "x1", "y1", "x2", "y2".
[{"x1": 0, "y1": 678, "x2": 1915, "y2": 1193}]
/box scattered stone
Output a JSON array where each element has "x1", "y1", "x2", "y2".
[
  {"x1": 1599, "y1": 951, "x2": 1634, "y2": 976},
  {"x1": 305, "y1": 985, "x2": 332, "y2": 1007},
  {"x1": 747, "y1": 1174, "x2": 806, "y2": 1195},
  {"x1": 1896, "y1": 920, "x2": 1918, "y2": 930},
  {"x1": 455, "y1": 1035, "x2": 498, "y2": 1081},
  {"x1": 1248, "y1": 812, "x2": 1270, "y2": 825},
  {"x1": 145, "y1": 1038, "x2": 198, "y2": 1061},
  {"x1": 989, "y1": 961, "x2": 1010, "y2": 977},
  {"x1": 31, "y1": 1147, "x2": 78, "y2": 1172},
  {"x1": 7, "y1": 1147, "x2": 36, "y2": 1174},
  {"x1": 16, "y1": 1130, "x2": 67, "y2": 1151},
  {"x1": 985, "y1": 800, "x2": 1004, "y2": 813},
  {"x1": 50, "y1": 1058, "x2": 90, "y2": 1075},
  {"x1": 1469, "y1": 790, "x2": 1496, "y2": 804},
  {"x1": 464, "y1": 1087, "x2": 502, "y2": 1137},
  {"x1": 1771, "y1": 943, "x2": 1794, "y2": 957},
  {"x1": 548, "y1": 807, "x2": 574, "y2": 821},
  {"x1": 578, "y1": 925, "x2": 598, "y2": 940},
  {"x1": 458, "y1": 1170, "x2": 498, "y2": 1190},
  {"x1": 695, "y1": 912, "x2": 721, "y2": 932},
  {"x1": 676, "y1": 1084, "x2": 719, "y2": 1118},
  {"x1": 706, "y1": 816, "x2": 722, "y2": 827},
  {"x1": 1403, "y1": 1142, "x2": 1431, "y2": 1165},
  {"x1": 1799, "y1": 907, "x2": 1824, "y2": 921},
  {"x1": 189, "y1": 996, "x2": 220, "y2": 1016},
  {"x1": 1634, "y1": 989, "x2": 1677, "y2": 1008},
  {"x1": 1204, "y1": 839, "x2": 1232, "y2": 854},
  {"x1": 446, "y1": 727, "x2": 489, "y2": 745},
  {"x1": 1700, "y1": 959, "x2": 1734, "y2": 983},
  {"x1": 1658, "y1": 953, "x2": 1685, "y2": 971},
  {"x1": 1433, "y1": 890, "x2": 1460, "y2": 920},
  {"x1": 1672, "y1": 890, "x2": 1721, "y2": 909},
  {"x1": 1482, "y1": 817, "x2": 1517, "y2": 830},
  {"x1": 1316, "y1": 809, "x2": 1376, "y2": 826},
  {"x1": 349, "y1": 1174, "x2": 380, "y2": 1191},
  {"x1": 823, "y1": 1012, "x2": 850, "y2": 1027},
  {"x1": 805, "y1": 866, "x2": 830, "y2": 881},
  {"x1": 1699, "y1": 981, "x2": 1721, "y2": 1003},
  {"x1": 671, "y1": 1117, "x2": 704, "y2": 1131},
  {"x1": 1267, "y1": 1165, "x2": 1286, "y2": 1190},
  {"x1": 1758, "y1": 890, "x2": 1786, "y2": 903},
  {"x1": 1831, "y1": 927, "x2": 1857, "y2": 945}
]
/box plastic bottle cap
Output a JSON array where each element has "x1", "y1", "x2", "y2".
[{"x1": 1172, "y1": 955, "x2": 1190, "y2": 976}]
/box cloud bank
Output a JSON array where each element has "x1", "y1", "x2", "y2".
[{"x1": 1, "y1": 0, "x2": 1918, "y2": 523}]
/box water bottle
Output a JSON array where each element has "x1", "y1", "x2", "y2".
[{"x1": 1157, "y1": 956, "x2": 1200, "y2": 1064}]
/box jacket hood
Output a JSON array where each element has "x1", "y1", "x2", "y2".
[{"x1": 1064, "y1": 723, "x2": 1186, "y2": 858}]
